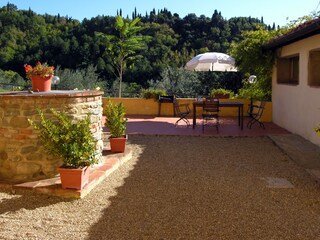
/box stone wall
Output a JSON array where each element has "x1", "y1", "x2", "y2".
[{"x1": 0, "y1": 90, "x2": 104, "y2": 182}]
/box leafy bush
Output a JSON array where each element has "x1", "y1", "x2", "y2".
[
  {"x1": 236, "y1": 76, "x2": 271, "y2": 101},
  {"x1": 0, "y1": 70, "x2": 26, "y2": 91},
  {"x1": 148, "y1": 67, "x2": 202, "y2": 98},
  {"x1": 210, "y1": 88, "x2": 234, "y2": 97},
  {"x1": 141, "y1": 89, "x2": 166, "y2": 100},
  {"x1": 28, "y1": 109, "x2": 98, "y2": 168},
  {"x1": 238, "y1": 88, "x2": 269, "y2": 101},
  {"x1": 55, "y1": 65, "x2": 106, "y2": 91},
  {"x1": 107, "y1": 81, "x2": 142, "y2": 98},
  {"x1": 229, "y1": 26, "x2": 280, "y2": 101},
  {"x1": 104, "y1": 98, "x2": 127, "y2": 138}
]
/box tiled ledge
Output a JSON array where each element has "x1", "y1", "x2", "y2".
[{"x1": 10, "y1": 147, "x2": 132, "y2": 199}]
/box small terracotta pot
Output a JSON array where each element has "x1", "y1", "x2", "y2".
[{"x1": 31, "y1": 75, "x2": 52, "y2": 92}]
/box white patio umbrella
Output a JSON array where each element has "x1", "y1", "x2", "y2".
[{"x1": 185, "y1": 52, "x2": 237, "y2": 72}]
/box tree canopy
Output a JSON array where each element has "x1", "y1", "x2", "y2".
[{"x1": 0, "y1": 3, "x2": 277, "y2": 96}]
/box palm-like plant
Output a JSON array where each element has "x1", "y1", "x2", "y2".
[{"x1": 98, "y1": 16, "x2": 150, "y2": 98}]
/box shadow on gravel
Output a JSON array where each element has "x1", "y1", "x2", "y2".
[
  {"x1": 85, "y1": 135, "x2": 320, "y2": 240},
  {"x1": 0, "y1": 190, "x2": 70, "y2": 214}
]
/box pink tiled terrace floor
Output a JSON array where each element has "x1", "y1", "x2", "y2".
[{"x1": 122, "y1": 115, "x2": 291, "y2": 136}]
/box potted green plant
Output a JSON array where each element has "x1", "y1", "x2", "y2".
[
  {"x1": 210, "y1": 88, "x2": 233, "y2": 99},
  {"x1": 24, "y1": 61, "x2": 55, "y2": 92},
  {"x1": 28, "y1": 109, "x2": 98, "y2": 190},
  {"x1": 104, "y1": 98, "x2": 127, "y2": 153}
]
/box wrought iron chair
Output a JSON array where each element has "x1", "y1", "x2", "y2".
[
  {"x1": 202, "y1": 97, "x2": 219, "y2": 132},
  {"x1": 174, "y1": 102, "x2": 191, "y2": 127},
  {"x1": 247, "y1": 100, "x2": 266, "y2": 129}
]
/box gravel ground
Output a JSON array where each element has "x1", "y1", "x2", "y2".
[{"x1": 0, "y1": 135, "x2": 319, "y2": 240}]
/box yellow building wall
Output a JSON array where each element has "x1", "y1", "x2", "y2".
[{"x1": 102, "y1": 98, "x2": 272, "y2": 122}]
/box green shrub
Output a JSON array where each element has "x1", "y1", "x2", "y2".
[
  {"x1": 55, "y1": 65, "x2": 106, "y2": 91},
  {"x1": 104, "y1": 98, "x2": 127, "y2": 138},
  {"x1": 28, "y1": 109, "x2": 98, "y2": 168},
  {"x1": 141, "y1": 89, "x2": 166, "y2": 100},
  {"x1": 210, "y1": 88, "x2": 234, "y2": 97},
  {"x1": 0, "y1": 69, "x2": 26, "y2": 91},
  {"x1": 236, "y1": 87, "x2": 268, "y2": 101}
]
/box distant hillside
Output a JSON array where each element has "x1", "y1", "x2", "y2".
[{"x1": 0, "y1": 3, "x2": 274, "y2": 89}]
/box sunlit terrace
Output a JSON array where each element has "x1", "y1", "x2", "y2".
[{"x1": 103, "y1": 97, "x2": 289, "y2": 136}]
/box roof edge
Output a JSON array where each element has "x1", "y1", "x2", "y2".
[{"x1": 265, "y1": 18, "x2": 320, "y2": 50}]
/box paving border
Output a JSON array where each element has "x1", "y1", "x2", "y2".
[
  {"x1": 269, "y1": 134, "x2": 320, "y2": 184},
  {"x1": 10, "y1": 147, "x2": 133, "y2": 199}
]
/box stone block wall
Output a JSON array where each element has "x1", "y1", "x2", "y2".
[{"x1": 0, "y1": 90, "x2": 104, "y2": 182}]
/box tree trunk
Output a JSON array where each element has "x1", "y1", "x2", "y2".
[{"x1": 118, "y1": 61, "x2": 123, "y2": 98}]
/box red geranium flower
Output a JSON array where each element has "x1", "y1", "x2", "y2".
[{"x1": 24, "y1": 61, "x2": 54, "y2": 79}]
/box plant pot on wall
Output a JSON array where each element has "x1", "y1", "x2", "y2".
[
  {"x1": 31, "y1": 75, "x2": 52, "y2": 92},
  {"x1": 109, "y1": 135, "x2": 127, "y2": 153},
  {"x1": 58, "y1": 166, "x2": 90, "y2": 190}
]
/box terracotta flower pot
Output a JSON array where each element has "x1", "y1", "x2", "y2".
[
  {"x1": 31, "y1": 75, "x2": 52, "y2": 92},
  {"x1": 109, "y1": 135, "x2": 127, "y2": 153},
  {"x1": 58, "y1": 166, "x2": 90, "y2": 190}
]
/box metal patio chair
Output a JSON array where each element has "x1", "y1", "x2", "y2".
[
  {"x1": 174, "y1": 102, "x2": 191, "y2": 127},
  {"x1": 247, "y1": 100, "x2": 266, "y2": 129}
]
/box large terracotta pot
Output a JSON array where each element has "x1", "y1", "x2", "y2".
[
  {"x1": 31, "y1": 75, "x2": 52, "y2": 92},
  {"x1": 58, "y1": 166, "x2": 90, "y2": 190},
  {"x1": 109, "y1": 135, "x2": 127, "y2": 153}
]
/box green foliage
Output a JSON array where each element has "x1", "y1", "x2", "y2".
[
  {"x1": 229, "y1": 25, "x2": 278, "y2": 76},
  {"x1": 141, "y1": 88, "x2": 166, "y2": 100},
  {"x1": 104, "y1": 98, "x2": 127, "y2": 138},
  {"x1": 0, "y1": 4, "x2": 272, "y2": 96},
  {"x1": 210, "y1": 88, "x2": 234, "y2": 97},
  {"x1": 28, "y1": 109, "x2": 98, "y2": 168},
  {"x1": 286, "y1": 13, "x2": 318, "y2": 30},
  {"x1": 229, "y1": 26, "x2": 281, "y2": 100},
  {"x1": 147, "y1": 67, "x2": 242, "y2": 98},
  {"x1": 108, "y1": 80, "x2": 142, "y2": 97},
  {"x1": 0, "y1": 69, "x2": 26, "y2": 91},
  {"x1": 126, "y1": 83, "x2": 142, "y2": 97},
  {"x1": 141, "y1": 22, "x2": 180, "y2": 68},
  {"x1": 148, "y1": 66, "x2": 202, "y2": 98},
  {"x1": 237, "y1": 86, "x2": 267, "y2": 100},
  {"x1": 97, "y1": 16, "x2": 151, "y2": 97},
  {"x1": 55, "y1": 65, "x2": 106, "y2": 90}
]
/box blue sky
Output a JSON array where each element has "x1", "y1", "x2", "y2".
[{"x1": 2, "y1": 0, "x2": 320, "y2": 27}]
